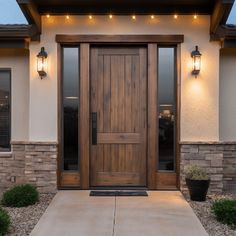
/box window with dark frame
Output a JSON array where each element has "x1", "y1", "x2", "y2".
[{"x1": 0, "y1": 70, "x2": 11, "y2": 152}]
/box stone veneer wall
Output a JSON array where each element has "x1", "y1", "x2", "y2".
[
  {"x1": 180, "y1": 142, "x2": 236, "y2": 193},
  {"x1": 0, "y1": 142, "x2": 57, "y2": 193}
]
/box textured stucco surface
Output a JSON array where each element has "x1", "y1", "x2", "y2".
[
  {"x1": 28, "y1": 15, "x2": 220, "y2": 142},
  {"x1": 219, "y1": 49, "x2": 236, "y2": 141},
  {"x1": 0, "y1": 49, "x2": 29, "y2": 141}
]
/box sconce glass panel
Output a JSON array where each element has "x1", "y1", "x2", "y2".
[
  {"x1": 191, "y1": 46, "x2": 201, "y2": 77},
  {"x1": 37, "y1": 47, "x2": 48, "y2": 78}
]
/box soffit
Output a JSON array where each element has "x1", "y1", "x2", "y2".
[{"x1": 33, "y1": 0, "x2": 216, "y2": 14}]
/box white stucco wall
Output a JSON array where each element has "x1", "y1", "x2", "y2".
[
  {"x1": 0, "y1": 49, "x2": 29, "y2": 141},
  {"x1": 220, "y1": 49, "x2": 236, "y2": 141},
  {"x1": 29, "y1": 15, "x2": 220, "y2": 142}
]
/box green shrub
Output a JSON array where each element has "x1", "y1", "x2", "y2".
[
  {"x1": 212, "y1": 199, "x2": 236, "y2": 229},
  {"x1": 1, "y1": 184, "x2": 39, "y2": 207},
  {"x1": 184, "y1": 165, "x2": 209, "y2": 180},
  {"x1": 0, "y1": 207, "x2": 10, "y2": 236}
]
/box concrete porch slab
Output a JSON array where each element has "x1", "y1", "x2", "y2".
[
  {"x1": 114, "y1": 191, "x2": 208, "y2": 236},
  {"x1": 30, "y1": 191, "x2": 208, "y2": 236}
]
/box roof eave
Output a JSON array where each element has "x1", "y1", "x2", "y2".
[{"x1": 210, "y1": 0, "x2": 235, "y2": 41}]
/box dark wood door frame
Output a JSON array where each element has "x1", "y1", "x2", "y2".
[{"x1": 57, "y1": 34, "x2": 184, "y2": 190}]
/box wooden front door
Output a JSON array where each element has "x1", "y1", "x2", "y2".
[{"x1": 90, "y1": 46, "x2": 147, "y2": 187}]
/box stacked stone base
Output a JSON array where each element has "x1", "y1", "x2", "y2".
[
  {"x1": 0, "y1": 142, "x2": 57, "y2": 193},
  {"x1": 181, "y1": 142, "x2": 236, "y2": 193},
  {"x1": 1, "y1": 141, "x2": 235, "y2": 194}
]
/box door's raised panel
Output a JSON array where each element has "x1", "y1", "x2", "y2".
[{"x1": 97, "y1": 133, "x2": 140, "y2": 144}]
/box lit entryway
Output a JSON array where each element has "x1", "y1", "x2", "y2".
[{"x1": 30, "y1": 191, "x2": 208, "y2": 236}]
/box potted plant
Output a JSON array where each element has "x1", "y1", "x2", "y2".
[{"x1": 184, "y1": 165, "x2": 210, "y2": 202}]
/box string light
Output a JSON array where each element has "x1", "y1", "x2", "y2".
[
  {"x1": 60, "y1": 13, "x2": 201, "y2": 22},
  {"x1": 46, "y1": 14, "x2": 50, "y2": 18}
]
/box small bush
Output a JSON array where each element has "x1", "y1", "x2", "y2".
[
  {"x1": 1, "y1": 184, "x2": 39, "y2": 207},
  {"x1": 212, "y1": 199, "x2": 236, "y2": 229},
  {"x1": 0, "y1": 207, "x2": 10, "y2": 236},
  {"x1": 184, "y1": 165, "x2": 209, "y2": 180}
]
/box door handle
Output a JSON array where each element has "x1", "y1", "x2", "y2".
[{"x1": 92, "y1": 112, "x2": 97, "y2": 145}]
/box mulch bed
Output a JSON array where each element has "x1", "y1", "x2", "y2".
[
  {"x1": 3, "y1": 193, "x2": 55, "y2": 236},
  {"x1": 185, "y1": 193, "x2": 236, "y2": 236}
]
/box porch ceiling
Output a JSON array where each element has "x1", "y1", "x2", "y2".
[
  {"x1": 33, "y1": 0, "x2": 215, "y2": 15},
  {"x1": 0, "y1": 0, "x2": 235, "y2": 44}
]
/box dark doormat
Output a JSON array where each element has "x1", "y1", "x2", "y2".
[{"x1": 90, "y1": 190, "x2": 148, "y2": 196}]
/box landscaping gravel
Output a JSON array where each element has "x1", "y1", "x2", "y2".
[
  {"x1": 3, "y1": 193, "x2": 55, "y2": 236},
  {"x1": 185, "y1": 193, "x2": 236, "y2": 236},
  {"x1": 2, "y1": 191, "x2": 236, "y2": 236}
]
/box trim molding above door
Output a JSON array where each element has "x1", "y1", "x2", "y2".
[
  {"x1": 56, "y1": 34, "x2": 184, "y2": 44},
  {"x1": 57, "y1": 34, "x2": 183, "y2": 190}
]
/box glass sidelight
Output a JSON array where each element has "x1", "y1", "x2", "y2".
[
  {"x1": 157, "y1": 47, "x2": 176, "y2": 171},
  {"x1": 62, "y1": 47, "x2": 79, "y2": 171}
]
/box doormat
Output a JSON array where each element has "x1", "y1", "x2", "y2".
[{"x1": 90, "y1": 190, "x2": 148, "y2": 196}]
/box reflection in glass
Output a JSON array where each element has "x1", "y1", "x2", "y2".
[
  {"x1": 0, "y1": 71, "x2": 10, "y2": 152},
  {"x1": 158, "y1": 48, "x2": 175, "y2": 171},
  {"x1": 63, "y1": 48, "x2": 79, "y2": 170}
]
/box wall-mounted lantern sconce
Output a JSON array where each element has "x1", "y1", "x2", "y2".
[
  {"x1": 191, "y1": 46, "x2": 201, "y2": 77},
  {"x1": 37, "y1": 47, "x2": 48, "y2": 79}
]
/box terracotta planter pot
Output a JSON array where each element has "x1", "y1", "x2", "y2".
[{"x1": 185, "y1": 178, "x2": 210, "y2": 202}]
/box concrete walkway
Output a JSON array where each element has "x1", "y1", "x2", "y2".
[{"x1": 30, "y1": 191, "x2": 208, "y2": 236}]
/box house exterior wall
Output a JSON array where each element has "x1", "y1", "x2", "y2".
[
  {"x1": 0, "y1": 49, "x2": 29, "y2": 141},
  {"x1": 1, "y1": 15, "x2": 236, "y2": 193},
  {"x1": 29, "y1": 15, "x2": 220, "y2": 142},
  {"x1": 0, "y1": 142, "x2": 57, "y2": 193},
  {"x1": 180, "y1": 142, "x2": 236, "y2": 193},
  {"x1": 219, "y1": 49, "x2": 236, "y2": 141}
]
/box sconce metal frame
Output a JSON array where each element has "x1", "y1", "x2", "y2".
[
  {"x1": 37, "y1": 47, "x2": 48, "y2": 79},
  {"x1": 191, "y1": 45, "x2": 201, "y2": 77}
]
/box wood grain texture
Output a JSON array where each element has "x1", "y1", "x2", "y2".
[
  {"x1": 156, "y1": 172, "x2": 177, "y2": 190},
  {"x1": 97, "y1": 133, "x2": 141, "y2": 144},
  {"x1": 56, "y1": 35, "x2": 184, "y2": 44},
  {"x1": 61, "y1": 172, "x2": 80, "y2": 187},
  {"x1": 90, "y1": 46, "x2": 147, "y2": 187},
  {"x1": 80, "y1": 43, "x2": 90, "y2": 189},
  {"x1": 96, "y1": 172, "x2": 143, "y2": 186},
  {"x1": 147, "y1": 44, "x2": 157, "y2": 189},
  {"x1": 176, "y1": 44, "x2": 181, "y2": 189},
  {"x1": 57, "y1": 38, "x2": 181, "y2": 190},
  {"x1": 57, "y1": 43, "x2": 62, "y2": 188}
]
